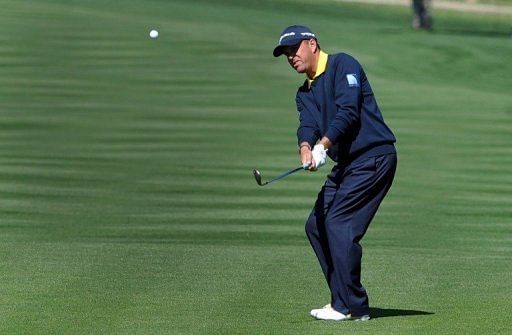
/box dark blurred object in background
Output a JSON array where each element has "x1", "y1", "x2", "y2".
[{"x1": 412, "y1": 0, "x2": 433, "y2": 30}]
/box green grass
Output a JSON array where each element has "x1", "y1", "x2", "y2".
[
  {"x1": 1, "y1": 0, "x2": 511, "y2": 334},
  {"x1": 451, "y1": 0, "x2": 512, "y2": 6}
]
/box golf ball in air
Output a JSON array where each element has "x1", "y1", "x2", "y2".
[{"x1": 149, "y1": 29, "x2": 159, "y2": 39}]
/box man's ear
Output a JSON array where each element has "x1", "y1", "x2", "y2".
[{"x1": 309, "y1": 39, "x2": 318, "y2": 53}]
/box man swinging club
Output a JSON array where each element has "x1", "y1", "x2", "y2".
[{"x1": 272, "y1": 25, "x2": 397, "y2": 321}]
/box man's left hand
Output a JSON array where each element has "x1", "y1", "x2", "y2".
[{"x1": 311, "y1": 144, "x2": 327, "y2": 170}]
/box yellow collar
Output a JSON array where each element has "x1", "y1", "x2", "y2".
[{"x1": 307, "y1": 50, "x2": 328, "y2": 88}]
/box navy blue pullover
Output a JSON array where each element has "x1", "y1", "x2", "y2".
[{"x1": 296, "y1": 53, "x2": 396, "y2": 163}]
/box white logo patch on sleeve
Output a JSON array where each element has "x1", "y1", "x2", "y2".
[{"x1": 346, "y1": 74, "x2": 359, "y2": 87}]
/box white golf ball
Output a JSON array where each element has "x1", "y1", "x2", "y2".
[{"x1": 149, "y1": 29, "x2": 159, "y2": 39}]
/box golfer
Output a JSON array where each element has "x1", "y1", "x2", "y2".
[{"x1": 273, "y1": 25, "x2": 397, "y2": 321}]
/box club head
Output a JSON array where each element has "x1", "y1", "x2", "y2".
[{"x1": 253, "y1": 169, "x2": 263, "y2": 186}]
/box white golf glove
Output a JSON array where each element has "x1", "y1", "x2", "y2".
[{"x1": 311, "y1": 144, "x2": 327, "y2": 169}]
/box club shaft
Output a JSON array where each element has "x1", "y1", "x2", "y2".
[{"x1": 263, "y1": 165, "x2": 304, "y2": 185}]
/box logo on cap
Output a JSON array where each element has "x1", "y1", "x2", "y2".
[
  {"x1": 300, "y1": 32, "x2": 315, "y2": 38},
  {"x1": 279, "y1": 32, "x2": 296, "y2": 44}
]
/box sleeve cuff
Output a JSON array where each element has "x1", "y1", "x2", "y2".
[{"x1": 324, "y1": 127, "x2": 341, "y2": 145}]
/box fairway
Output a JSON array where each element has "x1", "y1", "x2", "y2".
[{"x1": 1, "y1": 0, "x2": 511, "y2": 334}]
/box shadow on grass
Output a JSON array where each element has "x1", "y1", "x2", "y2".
[
  {"x1": 366, "y1": 27, "x2": 511, "y2": 39},
  {"x1": 432, "y1": 28, "x2": 512, "y2": 39},
  {"x1": 370, "y1": 307, "x2": 434, "y2": 319}
]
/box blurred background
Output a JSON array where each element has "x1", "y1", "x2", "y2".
[{"x1": 0, "y1": 0, "x2": 511, "y2": 334}]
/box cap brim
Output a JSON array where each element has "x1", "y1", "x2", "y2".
[
  {"x1": 273, "y1": 45, "x2": 286, "y2": 57},
  {"x1": 272, "y1": 40, "x2": 300, "y2": 57},
  {"x1": 272, "y1": 36, "x2": 316, "y2": 57}
]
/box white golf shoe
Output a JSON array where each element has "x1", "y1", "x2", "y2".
[
  {"x1": 310, "y1": 304, "x2": 331, "y2": 318},
  {"x1": 310, "y1": 304, "x2": 370, "y2": 321}
]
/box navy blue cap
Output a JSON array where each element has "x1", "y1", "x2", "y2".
[{"x1": 273, "y1": 25, "x2": 316, "y2": 57}]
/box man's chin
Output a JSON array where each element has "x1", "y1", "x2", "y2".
[{"x1": 294, "y1": 67, "x2": 306, "y2": 74}]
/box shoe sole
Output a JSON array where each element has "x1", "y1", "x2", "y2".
[
  {"x1": 354, "y1": 315, "x2": 370, "y2": 321},
  {"x1": 311, "y1": 314, "x2": 371, "y2": 321}
]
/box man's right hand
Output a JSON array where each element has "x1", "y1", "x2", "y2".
[{"x1": 299, "y1": 142, "x2": 313, "y2": 170}]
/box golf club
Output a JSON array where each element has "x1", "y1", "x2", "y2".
[{"x1": 253, "y1": 163, "x2": 309, "y2": 186}]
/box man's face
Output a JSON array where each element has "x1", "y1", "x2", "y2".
[{"x1": 283, "y1": 39, "x2": 316, "y2": 74}]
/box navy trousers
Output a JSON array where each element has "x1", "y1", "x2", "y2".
[{"x1": 305, "y1": 153, "x2": 397, "y2": 316}]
